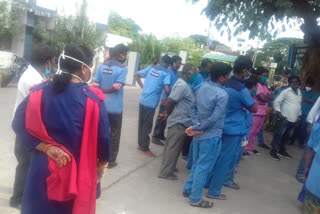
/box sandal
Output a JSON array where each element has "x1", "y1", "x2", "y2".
[
  {"x1": 225, "y1": 183, "x2": 240, "y2": 190},
  {"x1": 190, "y1": 199, "x2": 213, "y2": 208},
  {"x1": 206, "y1": 193, "x2": 227, "y2": 200}
]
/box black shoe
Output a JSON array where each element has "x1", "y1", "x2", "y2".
[
  {"x1": 258, "y1": 143, "x2": 270, "y2": 150},
  {"x1": 253, "y1": 149, "x2": 260, "y2": 155},
  {"x1": 278, "y1": 151, "x2": 292, "y2": 159},
  {"x1": 183, "y1": 191, "x2": 190, "y2": 197},
  {"x1": 107, "y1": 162, "x2": 118, "y2": 169},
  {"x1": 270, "y1": 151, "x2": 280, "y2": 161},
  {"x1": 181, "y1": 155, "x2": 188, "y2": 161},
  {"x1": 152, "y1": 138, "x2": 165, "y2": 146},
  {"x1": 160, "y1": 136, "x2": 167, "y2": 141},
  {"x1": 243, "y1": 151, "x2": 250, "y2": 158},
  {"x1": 9, "y1": 200, "x2": 21, "y2": 210}
]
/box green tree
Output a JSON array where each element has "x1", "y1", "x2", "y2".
[
  {"x1": 192, "y1": 0, "x2": 320, "y2": 45},
  {"x1": 129, "y1": 33, "x2": 162, "y2": 65},
  {"x1": 0, "y1": 1, "x2": 21, "y2": 50},
  {"x1": 33, "y1": 1, "x2": 105, "y2": 54},
  {"x1": 189, "y1": 34, "x2": 228, "y2": 48},
  {"x1": 107, "y1": 11, "x2": 142, "y2": 39},
  {"x1": 193, "y1": 0, "x2": 320, "y2": 89},
  {"x1": 161, "y1": 36, "x2": 204, "y2": 66},
  {"x1": 246, "y1": 37, "x2": 303, "y2": 75}
]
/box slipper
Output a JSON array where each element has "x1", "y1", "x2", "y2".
[
  {"x1": 225, "y1": 183, "x2": 240, "y2": 190},
  {"x1": 158, "y1": 174, "x2": 178, "y2": 180},
  {"x1": 190, "y1": 199, "x2": 213, "y2": 208},
  {"x1": 206, "y1": 193, "x2": 227, "y2": 200},
  {"x1": 142, "y1": 151, "x2": 156, "y2": 158}
]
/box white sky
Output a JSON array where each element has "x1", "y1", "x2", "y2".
[{"x1": 37, "y1": 0, "x2": 304, "y2": 50}]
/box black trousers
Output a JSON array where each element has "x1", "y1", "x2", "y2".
[
  {"x1": 182, "y1": 135, "x2": 193, "y2": 157},
  {"x1": 271, "y1": 118, "x2": 297, "y2": 153},
  {"x1": 108, "y1": 113, "x2": 123, "y2": 163},
  {"x1": 138, "y1": 104, "x2": 155, "y2": 151},
  {"x1": 152, "y1": 103, "x2": 167, "y2": 140},
  {"x1": 10, "y1": 136, "x2": 31, "y2": 205}
]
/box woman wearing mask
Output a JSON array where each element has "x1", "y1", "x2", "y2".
[
  {"x1": 244, "y1": 67, "x2": 273, "y2": 156},
  {"x1": 12, "y1": 44, "x2": 111, "y2": 214}
]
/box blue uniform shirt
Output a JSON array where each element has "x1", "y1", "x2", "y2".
[
  {"x1": 223, "y1": 76, "x2": 255, "y2": 135},
  {"x1": 139, "y1": 64, "x2": 170, "y2": 109},
  {"x1": 191, "y1": 81, "x2": 229, "y2": 140},
  {"x1": 160, "y1": 67, "x2": 178, "y2": 100},
  {"x1": 301, "y1": 89, "x2": 319, "y2": 116},
  {"x1": 94, "y1": 60, "x2": 128, "y2": 114},
  {"x1": 306, "y1": 120, "x2": 320, "y2": 199}
]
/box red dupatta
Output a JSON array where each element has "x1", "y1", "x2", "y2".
[{"x1": 25, "y1": 84, "x2": 105, "y2": 214}]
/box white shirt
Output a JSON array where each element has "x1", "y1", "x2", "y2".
[
  {"x1": 307, "y1": 97, "x2": 320, "y2": 125},
  {"x1": 273, "y1": 87, "x2": 302, "y2": 123},
  {"x1": 13, "y1": 65, "x2": 46, "y2": 115}
]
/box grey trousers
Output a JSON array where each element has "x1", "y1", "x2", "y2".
[
  {"x1": 10, "y1": 136, "x2": 31, "y2": 205},
  {"x1": 159, "y1": 124, "x2": 187, "y2": 177}
]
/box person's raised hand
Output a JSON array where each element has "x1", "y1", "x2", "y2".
[{"x1": 46, "y1": 146, "x2": 71, "y2": 168}]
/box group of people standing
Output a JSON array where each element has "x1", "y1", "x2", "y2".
[{"x1": 9, "y1": 41, "x2": 320, "y2": 213}]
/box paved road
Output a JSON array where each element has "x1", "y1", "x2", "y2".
[{"x1": 0, "y1": 86, "x2": 304, "y2": 214}]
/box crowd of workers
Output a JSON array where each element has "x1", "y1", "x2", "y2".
[{"x1": 8, "y1": 42, "x2": 320, "y2": 213}]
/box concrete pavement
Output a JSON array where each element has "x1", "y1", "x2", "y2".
[{"x1": 0, "y1": 86, "x2": 304, "y2": 214}]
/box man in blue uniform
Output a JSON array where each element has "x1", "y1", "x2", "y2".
[
  {"x1": 206, "y1": 56, "x2": 257, "y2": 200},
  {"x1": 94, "y1": 44, "x2": 128, "y2": 168},
  {"x1": 135, "y1": 55, "x2": 171, "y2": 157},
  {"x1": 191, "y1": 58, "x2": 213, "y2": 90},
  {"x1": 152, "y1": 55, "x2": 182, "y2": 146},
  {"x1": 183, "y1": 62, "x2": 231, "y2": 208}
]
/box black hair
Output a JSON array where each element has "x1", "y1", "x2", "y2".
[
  {"x1": 110, "y1": 44, "x2": 128, "y2": 58},
  {"x1": 200, "y1": 58, "x2": 213, "y2": 68},
  {"x1": 244, "y1": 76, "x2": 259, "y2": 89},
  {"x1": 305, "y1": 77, "x2": 314, "y2": 86},
  {"x1": 31, "y1": 43, "x2": 55, "y2": 67},
  {"x1": 255, "y1": 66, "x2": 269, "y2": 75},
  {"x1": 288, "y1": 75, "x2": 300, "y2": 84},
  {"x1": 161, "y1": 54, "x2": 172, "y2": 65},
  {"x1": 53, "y1": 44, "x2": 93, "y2": 93},
  {"x1": 181, "y1": 63, "x2": 195, "y2": 76},
  {"x1": 172, "y1": 55, "x2": 182, "y2": 63},
  {"x1": 233, "y1": 55, "x2": 253, "y2": 74},
  {"x1": 210, "y1": 62, "x2": 232, "y2": 82},
  {"x1": 152, "y1": 57, "x2": 158, "y2": 61}
]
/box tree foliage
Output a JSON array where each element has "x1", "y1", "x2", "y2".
[
  {"x1": 128, "y1": 33, "x2": 162, "y2": 65},
  {"x1": 161, "y1": 37, "x2": 204, "y2": 66},
  {"x1": 192, "y1": 0, "x2": 320, "y2": 45},
  {"x1": 0, "y1": 1, "x2": 21, "y2": 49},
  {"x1": 246, "y1": 37, "x2": 303, "y2": 75},
  {"x1": 189, "y1": 34, "x2": 228, "y2": 47},
  {"x1": 33, "y1": 1, "x2": 106, "y2": 54},
  {"x1": 107, "y1": 11, "x2": 142, "y2": 39}
]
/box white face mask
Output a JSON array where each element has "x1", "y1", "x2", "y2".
[
  {"x1": 56, "y1": 51, "x2": 94, "y2": 83},
  {"x1": 306, "y1": 87, "x2": 312, "y2": 92}
]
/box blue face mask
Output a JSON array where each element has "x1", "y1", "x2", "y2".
[
  {"x1": 44, "y1": 68, "x2": 51, "y2": 76},
  {"x1": 243, "y1": 74, "x2": 251, "y2": 81}
]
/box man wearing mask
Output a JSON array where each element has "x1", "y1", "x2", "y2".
[
  {"x1": 206, "y1": 56, "x2": 257, "y2": 200},
  {"x1": 158, "y1": 63, "x2": 196, "y2": 180},
  {"x1": 152, "y1": 56, "x2": 182, "y2": 146},
  {"x1": 299, "y1": 79, "x2": 319, "y2": 147},
  {"x1": 135, "y1": 55, "x2": 171, "y2": 157},
  {"x1": 183, "y1": 62, "x2": 231, "y2": 208},
  {"x1": 94, "y1": 43, "x2": 128, "y2": 169},
  {"x1": 295, "y1": 79, "x2": 319, "y2": 182},
  {"x1": 270, "y1": 76, "x2": 302, "y2": 160},
  {"x1": 10, "y1": 43, "x2": 55, "y2": 209},
  {"x1": 191, "y1": 58, "x2": 213, "y2": 90}
]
